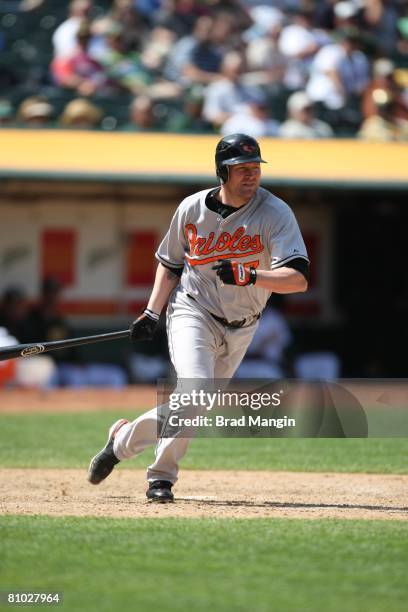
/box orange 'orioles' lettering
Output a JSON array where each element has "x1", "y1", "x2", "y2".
[{"x1": 184, "y1": 223, "x2": 264, "y2": 266}]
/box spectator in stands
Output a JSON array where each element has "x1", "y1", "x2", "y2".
[
  {"x1": 244, "y1": 6, "x2": 287, "y2": 89},
  {"x1": 17, "y1": 96, "x2": 54, "y2": 127},
  {"x1": 358, "y1": 88, "x2": 408, "y2": 141},
  {"x1": 165, "y1": 84, "x2": 214, "y2": 132},
  {"x1": 314, "y1": 0, "x2": 338, "y2": 31},
  {"x1": 108, "y1": 0, "x2": 150, "y2": 54},
  {"x1": 279, "y1": 90, "x2": 333, "y2": 138},
  {"x1": 140, "y1": 26, "x2": 182, "y2": 99},
  {"x1": 221, "y1": 98, "x2": 280, "y2": 137},
  {"x1": 278, "y1": 6, "x2": 330, "y2": 91},
  {"x1": 0, "y1": 99, "x2": 14, "y2": 126},
  {"x1": 96, "y1": 21, "x2": 152, "y2": 94},
  {"x1": 125, "y1": 94, "x2": 160, "y2": 130},
  {"x1": 51, "y1": 21, "x2": 111, "y2": 97},
  {"x1": 90, "y1": 1, "x2": 149, "y2": 59},
  {"x1": 360, "y1": 0, "x2": 399, "y2": 56},
  {"x1": 243, "y1": 4, "x2": 283, "y2": 44},
  {"x1": 362, "y1": 58, "x2": 408, "y2": 121},
  {"x1": 136, "y1": 0, "x2": 161, "y2": 25},
  {"x1": 59, "y1": 98, "x2": 103, "y2": 129},
  {"x1": 392, "y1": 18, "x2": 408, "y2": 90},
  {"x1": 396, "y1": 16, "x2": 408, "y2": 57},
  {"x1": 202, "y1": 51, "x2": 267, "y2": 128},
  {"x1": 154, "y1": 0, "x2": 201, "y2": 38},
  {"x1": 333, "y1": 1, "x2": 361, "y2": 30},
  {"x1": 52, "y1": 0, "x2": 93, "y2": 59},
  {"x1": 0, "y1": 287, "x2": 30, "y2": 342},
  {"x1": 306, "y1": 27, "x2": 370, "y2": 111},
  {"x1": 315, "y1": 0, "x2": 361, "y2": 32},
  {"x1": 163, "y1": 15, "x2": 214, "y2": 84},
  {"x1": 181, "y1": 12, "x2": 236, "y2": 86},
  {"x1": 23, "y1": 277, "x2": 72, "y2": 367},
  {"x1": 202, "y1": 0, "x2": 252, "y2": 33},
  {"x1": 140, "y1": 26, "x2": 176, "y2": 74}
]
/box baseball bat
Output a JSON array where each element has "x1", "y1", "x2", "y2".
[{"x1": 0, "y1": 329, "x2": 130, "y2": 362}]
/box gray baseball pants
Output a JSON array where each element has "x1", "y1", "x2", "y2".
[{"x1": 113, "y1": 291, "x2": 258, "y2": 484}]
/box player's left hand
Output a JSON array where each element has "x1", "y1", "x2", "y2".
[
  {"x1": 129, "y1": 309, "x2": 159, "y2": 341},
  {"x1": 212, "y1": 260, "x2": 256, "y2": 286}
]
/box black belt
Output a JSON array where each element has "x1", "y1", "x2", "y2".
[{"x1": 186, "y1": 294, "x2": 260, "y2": 329}]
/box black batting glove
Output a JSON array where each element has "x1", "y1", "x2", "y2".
[
  {"x1": 129, "y1": 309, "x2": 159, "y2": 341},
  {"x1": 212, "y1": 260, "x2": 256, "y2": 286}
]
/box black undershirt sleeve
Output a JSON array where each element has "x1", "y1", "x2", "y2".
[
  {"x1": 160, "y1": 262, "x2": 183, "y2": 277},
  {"x1": 278, "y1": 258, "x2": 310, "y2": 282}
]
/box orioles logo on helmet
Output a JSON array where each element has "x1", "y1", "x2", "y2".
[{"x1": 240, "y1": 143, "x2": 257, "y2": 154}]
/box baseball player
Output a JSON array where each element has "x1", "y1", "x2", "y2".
[{"x1": 88, "y1": 133, "x2": 309, "y2": 503}]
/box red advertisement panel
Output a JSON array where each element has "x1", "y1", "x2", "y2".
[
  {"x1": 42, "y1": 229, "x2": 76, "y2": 286},
  {"x1": 126, "y1": 231, "x2": 156, "y2": 286}
]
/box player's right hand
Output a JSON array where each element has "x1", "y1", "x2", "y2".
[
  {"x1": 212, "y1": 259, "x2": 256, "y2": 286},
  {"x1": 129, "y1": 309, "x2": 159, "y2": 341}
]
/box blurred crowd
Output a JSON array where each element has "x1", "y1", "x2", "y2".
[{"x1": 0, "y1": 0, "x2": 407, "y2": 139}]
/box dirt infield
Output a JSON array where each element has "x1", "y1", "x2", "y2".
[
  {"x1": 0, "y1": 387, "x2": 156, "y2": 413},
  {"x1": 1, "y1": 388, "x2": 407, "y2": 521},
  {"x1": 1, "y1": 469, "x2": 407, "y2": 520}
]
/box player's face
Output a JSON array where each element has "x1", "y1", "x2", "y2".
[{"x1": 225, "y1": 162, "x2": 261, "y2": 204}]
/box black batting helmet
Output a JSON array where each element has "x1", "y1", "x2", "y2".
[{"x1": 215, "y1": 133, "x2": 266, "y2": 183}]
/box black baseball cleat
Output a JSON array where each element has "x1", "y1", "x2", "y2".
[
  {"x1": 87, "y1": 419, "x2": 129, "y2": 485},
  {"x1": 146, "y1": 480, "x2": 174, "y2": 503}
]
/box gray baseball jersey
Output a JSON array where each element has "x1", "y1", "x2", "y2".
[{"x1": 156, "y1": 186, "x2": 309, "y2": 321}]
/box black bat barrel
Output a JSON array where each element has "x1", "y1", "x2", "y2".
[{"x1": 0, "y1": 330, "x2": 130, "y2": 362}]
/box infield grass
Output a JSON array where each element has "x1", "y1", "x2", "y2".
[
  {"x1": 1, "y1": 515, "x2": 407, "y2": 612},
  {"x1": 0, "y1": 412, "x2": 408, "y2": 473}
]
